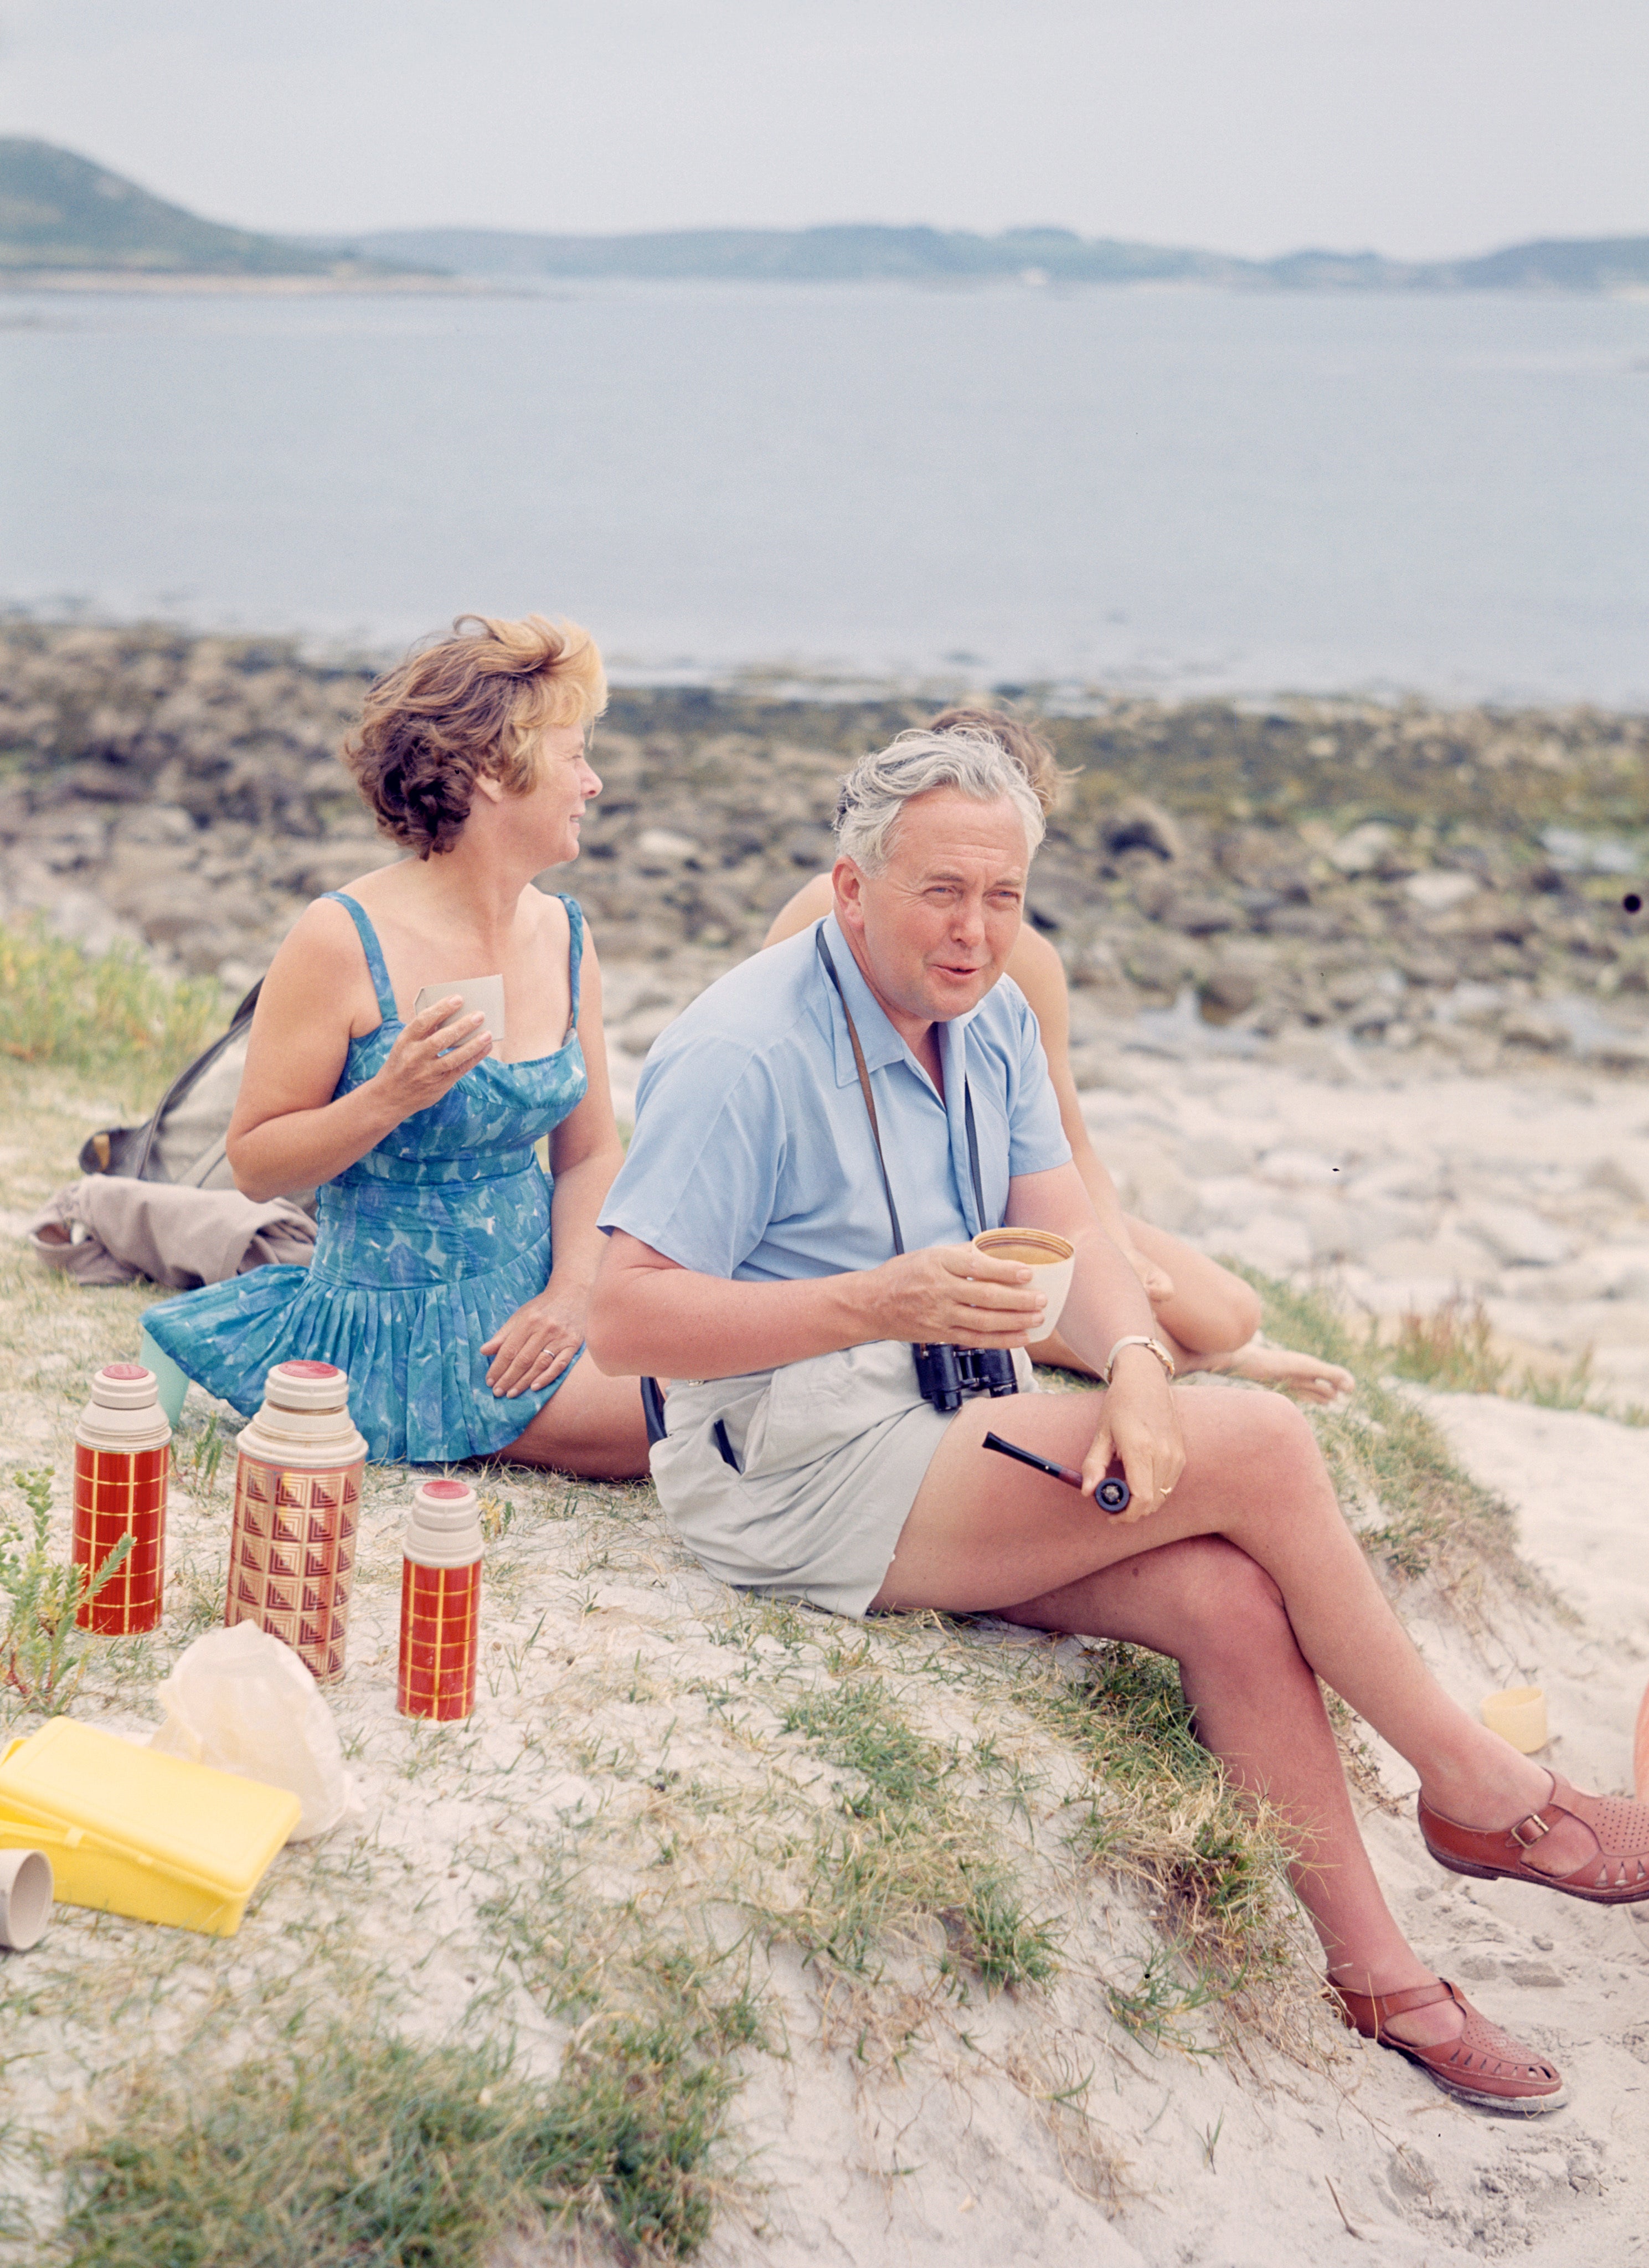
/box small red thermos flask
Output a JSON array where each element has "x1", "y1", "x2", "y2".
[
  {"x1": 396, "y1": 1479, "x2": 483, "y2": 1722},
  {"x1": 73, "y1": 1362, "x2": 172, "y2": 1633}
]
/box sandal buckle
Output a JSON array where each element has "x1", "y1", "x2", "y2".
[{"x1": 1510, "y1": 1812, "x2": 1551, "y2": 1847}]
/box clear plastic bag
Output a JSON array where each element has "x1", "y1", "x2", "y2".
[{"x1": 150, "y1": 1622, "x2": 349, "y2": 1839}]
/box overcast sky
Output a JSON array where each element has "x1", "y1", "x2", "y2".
[{"x1": 2, "y1": 0, "x2": 1646, "y2": 259}]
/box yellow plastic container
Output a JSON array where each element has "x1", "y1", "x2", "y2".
[{"x1": 0, "y1": 1719, "x2": 301, "y2": 1937}]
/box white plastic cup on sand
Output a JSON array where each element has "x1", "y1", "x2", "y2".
[
  {"x1": 972, "y1": 1229, "x2": 1076, "y2": 1347},
  {"x1": 138, "y1": 1328, "x2": 189, "y2": 1429},
  {"x1": 1482, "y1": 1685, "x2": 1548, "y2": 1754},
  {"x1": 0, "y1": 1848, "x2": 53, "y2": 1951}
]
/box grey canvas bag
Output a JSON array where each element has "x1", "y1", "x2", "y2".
[{"x1": 79, "y1": 981, "x2": 316, "y2": 1213}]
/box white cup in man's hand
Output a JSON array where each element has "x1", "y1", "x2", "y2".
[{"x1": 972, "y1": 1229, "x2": 1075, "y2": 1344}]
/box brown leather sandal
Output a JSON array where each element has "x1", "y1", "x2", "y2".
[
  {"x1": 1419, "y1": 1772, "x2": 1649, "y2": 1904},
  {"x1": 1327, "y1": 1977, "x2": 1565, "y2": 2114}
]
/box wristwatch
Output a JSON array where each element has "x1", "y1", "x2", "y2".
[{"x1": 1100, "y1": 1334, "x2": 1177, "y2": 1386}]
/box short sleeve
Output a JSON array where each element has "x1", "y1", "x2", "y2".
[
  {"x1": 598, "y1": 1033, "x2": 787, "y2": 1279},
  {"x1": 1005, "y1": 988, "x2": 1071, "y2": 1179}
]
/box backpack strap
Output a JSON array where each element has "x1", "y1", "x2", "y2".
[{"x1": 324, "y1": 892, "x2": 398, "y2": 1025}]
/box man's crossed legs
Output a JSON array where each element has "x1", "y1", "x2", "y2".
[{"x1": 873, "y1": 1382, "x2": 1641, "y2": 2068}]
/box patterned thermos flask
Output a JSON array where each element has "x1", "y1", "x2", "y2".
[
  {"x1": 73, "y1": 1362, "x2": 172, "y2": 1633},
  {"x1": 225, "y1": 1360, "x2": 367, "y2": 1684},
  {"x1": 396, "y1": 1478, "x2": 484, "y2": 1722}
]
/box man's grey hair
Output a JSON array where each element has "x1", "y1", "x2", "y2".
[{"x1": 833, "y1": 728, "x2": 1047, "y2": 875}]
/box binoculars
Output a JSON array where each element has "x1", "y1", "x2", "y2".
[{"x1": 912, "y1": 1342, "x2": 1019, "y2": 1414}]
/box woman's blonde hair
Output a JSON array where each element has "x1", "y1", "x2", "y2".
[
  {"x1": 343, "y1": 614, "x2": 607, "y2": 857},
  {"x1": 927, "y1": 707, "x2": 1072, "y2": 815}
]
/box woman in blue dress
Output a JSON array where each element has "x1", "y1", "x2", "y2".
[{"x1": 145, "y1": 613, "x2": 650, "y2": 1475}]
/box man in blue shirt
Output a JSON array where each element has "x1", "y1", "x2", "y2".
[
  {"x1": 589, "y1": 724, "x2": 1607, "y2": 2114},
  {"x1": 596, "y1": 726, "x2": 1179, "y2": 1613}
]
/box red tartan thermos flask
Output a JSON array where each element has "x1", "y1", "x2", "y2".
[
  {"x1": 73, "y1": 1362, "x2": 171, "y2": 1633},
  {"x1": 225, "y1": 1360, "x2": 367, "y2": 1685},
  {"x1": 396, "y1": 1478, "x2": 483, "y2": 1722}
]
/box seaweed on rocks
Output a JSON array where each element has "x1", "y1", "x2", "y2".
[{"x1": 4, "y1": 621, "x2": 1649, "y2": 1066}]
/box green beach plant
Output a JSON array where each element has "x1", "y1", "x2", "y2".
[
  {"x1": 1020, "y1": 1641, "x2": 1302, "y2": 2025},
  {"x1": 58, "y1": 2027, "x2": 733, "y2": 2266},
  {"x1": 776, "y1": 1673, "x2": 1060, "y2": 1993},
  {"x1": 1, "y1": 1467, "x2": 132, "y2": 1714},
  {"x1": 0, "y1": 917, "x2": 223, "y2": 1095},
  {"x1": 169, "y1": 1408, "x2": 230, "y2": 1497},
  {"x1": 1227, "y1": 1267, "x2": 1541, "y2": 1602},
  {"x1": 1386, "y1": 1292, "x2": 1648, "y2": 1425},
  {"x1": 1387, "y1": 1294, "x2": 1508, "y2": 1395}
]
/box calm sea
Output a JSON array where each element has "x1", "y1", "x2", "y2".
[{"x1": 2, "y1": 281, "x2": 1646, "y2": 705}]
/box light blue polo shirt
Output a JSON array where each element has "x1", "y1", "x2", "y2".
[{"x1": 599, "y1": 915, "x2": 1071, "y2": 1282}]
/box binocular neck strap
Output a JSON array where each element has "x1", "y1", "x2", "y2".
[{"x1": 815, "y1": 925, "x2": 990, "y2": 1248}]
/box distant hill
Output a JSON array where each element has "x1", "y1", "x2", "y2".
[
  {"x1": 331, "y1": 221, "x2": 1649, "y2": 293},
  {"x1": 0, "y1": 138, "x2": 424, "y2": 278},
  {"x1": 6, "y1": 139, "x2": 1643, "y2": 293},
  {"x1": 320, "y1": 221, "x2": 1249, "y2": 287}
]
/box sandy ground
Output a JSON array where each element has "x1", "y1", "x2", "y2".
[{"x1": 3, "y1": 1025, "x2": 1649, "y2": 2264}]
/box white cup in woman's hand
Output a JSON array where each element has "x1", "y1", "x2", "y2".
[{"x1": 413, "y1": 975, "x2": 506, "y2": 1053}]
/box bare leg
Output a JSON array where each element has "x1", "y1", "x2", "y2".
[
  {"x1": 1035, "y1": 1218, "x2": 1353, "y2": 1403},
  {"x1": 1123, "y1": 1217, "x2": 1261, "y2": 1355},
  {"x1": 494, "y1": 1353, "x2": 651, "y2": 1477},
  {"x1": 873, "y1": 1383, "x2": 1599, "y2": 1882},
  {"x1": 1007, "y1": 1535, "x2": 1461, "y2": 2047}
]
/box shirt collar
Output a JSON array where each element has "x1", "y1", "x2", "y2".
[{"x1": 817, "y1": 914, "x2": 974, "y2": 1092}]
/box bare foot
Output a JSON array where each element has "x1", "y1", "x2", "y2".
[{"x1": 1208, "y1": 1334, "x2": 1355, "y2": 1406}]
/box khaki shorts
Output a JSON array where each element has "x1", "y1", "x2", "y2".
[{"x1": 651, "y1": 1339, "x2": 1035, "y2": 1618}]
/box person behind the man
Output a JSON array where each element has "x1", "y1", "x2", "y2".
[{"x1": 589, "y1": 728, "x2": 1649, "y2": 2115}]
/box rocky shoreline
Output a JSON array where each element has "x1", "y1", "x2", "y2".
[{"x1": 3, "y1": 620, "x2": 1649, "y2": 1076}]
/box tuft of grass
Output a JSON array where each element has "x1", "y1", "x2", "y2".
[
  {"x1": 1229, "y1": 1267, "x2": 1546, "y2": 1602},
  {"x1": 960, "y1": 1875, "x2": 1063, "y2": 1993},
  {"x1": 776, "y1": 1676, "x2": 1060, "y2": 1993},
  {"x1": 1387, "y1": 1294, "x2": 1649, "y2": 1427},
  {"x1": 1325, "y1": 1386, "x2": 1529, "y2": 1595},
  {"x1": 1387, "y1": 1295, "x2": 1506, "y2": 1394},
  {"x1": 170, "y1": 1409, "x2": 231, "y2": 1497},
  {"x1": 544, "y1": 2016, "x2": 738, "y2": 2259},
  {"x1": 1026, "y1": 1643, "x2": 1301, "y2": 2016},
  {"x1": 1102, "y1": 1945, "x2": 1220, "y2": 2050},
  {"x1": 58, "y1": 2027, "x2": 730, "y2": 2267},
  {"x1": 0, "y1": 917, "x2": 225, "y2": 1095},
  {"x1": 480, "y1": 1846, "x2": 764, "y2": 2252}
]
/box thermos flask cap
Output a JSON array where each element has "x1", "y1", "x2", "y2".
[
  {"x1": 404, "y1": 1478, "x2": 484, "y2": 1568},
  {"x1": 264, "y1": 1359, "x2": 351, "y2": 1412},
  {"x1": 89, "y1": 1362, "x2": 160, "y2": 1410}
]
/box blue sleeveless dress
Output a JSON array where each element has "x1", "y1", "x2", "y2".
[{"x1": 144, "y1": 891, "x2": 591, "y2": 1464}]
